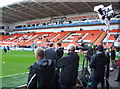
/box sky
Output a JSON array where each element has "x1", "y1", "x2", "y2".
[{"x1": 0, "y1": 0, "x2": 25, "y2": 7}]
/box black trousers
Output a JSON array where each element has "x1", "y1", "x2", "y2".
[
  {"x1": 116, "y1": 67, "x2": 120, "y2": 80},
  {"x1": 90, "y1": 77, "x2": 104, "y2": 89},
  {"x1": 59, "y1": 83, "x2": 74, "y2": 89}
]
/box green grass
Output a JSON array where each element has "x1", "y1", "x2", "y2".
[
  {"x1": 116, "y1": 56, "x2": 120, "y2": 60},
  {"x1": 1, "y1": 50, "x2": 36, "y2": 88},
  {"x1": 1, "y1": 50, "x2": 84, "y2": 88},
  {"x1": 2, "y1": 74, "x2": 28, "y2": 88},
  {"x1": 2, "y1": 50, "x2": 36, "y2": 76}
]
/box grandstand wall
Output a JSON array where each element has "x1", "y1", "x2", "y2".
[
  {"x1": 1, "y1": 12, "x2": 120, "y2": 32},
  {"x1": 12, "y1": 24, "x2": 119, "y2": 34},
  {"x1": 1, "y1": 13, "x2": 99, "y2": 30}
]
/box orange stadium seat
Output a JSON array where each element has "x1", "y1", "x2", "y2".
[{"x1": 1, "y1": 29, "x2": 119, "y2": 48}]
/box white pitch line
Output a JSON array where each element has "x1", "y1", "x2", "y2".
[
  {"x1": 0, "y1": 72, "x2": 29, "y2": 78},
  {"x1": 11, "y1": 84, "x2": 27, "y2": 89}
]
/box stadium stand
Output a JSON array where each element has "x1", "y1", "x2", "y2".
[
  {"x1": 94, "y1": 31, "x2": 107, "y2": 45},
  {"x1": 1, "y1": 29, "x2": 119, "y2": 48},
  {"x1": 0, "y1": 35, "x2": 10, "y2": 41}
]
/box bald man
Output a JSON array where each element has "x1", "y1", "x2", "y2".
[
  {"x1": 27, "y1": 47, "x2": 56, "y2": 89},
  {"x1": 57, "y1": 44, "x2": 79, "y2": 89}
]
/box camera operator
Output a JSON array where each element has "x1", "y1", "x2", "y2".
[
  {"x1": 89, "y1": 45, "x2": 109, "y2": 89},
  {"x1": 86, "y1": 47, "x2": 95, "y2": 62},
  {"x1": 76, "y1": 43, "x2": 94, "y2": 62}
]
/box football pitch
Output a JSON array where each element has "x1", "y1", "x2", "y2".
[{"x1": 1, "y1": 50, "x2": 84, "y2": 88}]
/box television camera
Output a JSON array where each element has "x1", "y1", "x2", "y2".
[
  {"x1": 76, "y1": 42, "x2": 93, "y2": 88},
  {"x1": 76, "y1": 42, "x2": 94, "y2": 59},
  {"x1": 76, "y1": 42, "x2": 95, "y2": 70}
]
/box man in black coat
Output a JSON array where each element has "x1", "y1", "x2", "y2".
[
  {"x1": 3, "y1": 46, "x2": 7, "y2": 54},
  {"x1": 110, "y1": 47, "x2": 117, "y2": 69},
  {"x1": 45, "y1": 43, "x2": 57, "y2": 62},
  {"x1": 105, "y1": 49, "x2": 110, "y2": 79},
  {"x1": 89, "y1": 45, "x2": 108, "y2": 89},
  {"x1": 27, "y1": 47, "x2": 56, "y2": 89},
  {"x1": 56, "y1": 42, "x2": 64, "y2": 89},
  {"x1": 56, "y1": 42, "x2": 64, "y2": 61},
  {"x1": 57, "y1": 44, "x2": 79, "y2": 89},
  {"x1": 56, "y1": 42, "x2": 64, "y2": 68},
  {"x1": 110, "y1": 47, "x2": 116, "y2": 61}
]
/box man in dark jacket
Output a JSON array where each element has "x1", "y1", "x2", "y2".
[
  {"x1": 45, "y1": 43, "x2": 57, "y2": 62},
  {"x1": 111, "y1": 47, "x2": 116, "y2": 61},
  {"x1": 3, "y1": 46, "x2": 7, "y2": 54},
  {"x1": 89, "y1": 45, "x2": 108, "y2": 89},
  {"x1": 27, "y1": 47, "x2": 56, "y2": 89},
  {"x1": 105, "y1": 49, "x2": 110, "y2": 79},
  {"x1": 56, "y1": 42, "x2": 64, "y2": 89},
  {"x1": 115, "y1": 59, "x2": 120, "y2": 82},
  {"x1": 111, "y1": 47, "x2": 117, "y2": 69},
  {"x1": 56, "y1": 42, "x2": 64, "y2": 61},
  {"x1": 56, "y1": 42, "x2": 64, "y2": 68},
  {"x1": 57, "y1": 44, "x2": 79, "y2": 89}
]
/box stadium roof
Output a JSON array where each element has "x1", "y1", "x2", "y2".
[{"x1": 1, "y1": 0, "x2": 120, "y2": 23}]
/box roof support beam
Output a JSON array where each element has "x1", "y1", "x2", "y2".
[
  {"x1": 2, "y1": 15, "x2": 19, "y2": 21},
  {"x1": 2, "y1": 19, "x2": 14, "y2": 23},
  {"x1": 0, "y1": 10, "x2": 27, "y2": 21},
  {"x1": 2, "y1": 16, "x2": 19, "y2": 23},
  {"x1": 2, "y1": 14, "x2": 22, "y2": 22},
  {"x1": 60, "y1": 2, "x2": 79, "y2": 14},
  {"x1": 82, "y1": 2, "x2": 94, "y2": 11},
  {"x1": 0, "y1": 10, "x2": 26, "y2": 20},
  {"x1": 18, "y1": 3, "x2": 50, "y2": 17},
  {"x1": 35, "y1": 2, "x2": 64, "y2": 16},
  {"x1": 5, "y1": 6, "x2": 39, "y2": 19}
]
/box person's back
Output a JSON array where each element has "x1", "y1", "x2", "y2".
[
  {"x1": 55, "y1": 42, "x2": 64, "y2": 89},
  {"x1": 89, "y1": 45, "x2": 108, "y2": 89},
  {"x1": 92, "y1": 51, "x2": 107, "y2": 76},
  {"x1": 27, "y1": 48, "x2": 56, "y2": 89},
  {"x1": 57, "y1": 44, "x2": 79, "y2": 89},
  {"x1": 56, "y1": 42, "x2": 64, "y2": 61},
  {"x1": 58, "y1": 52, "x2": 79, "y2": 86},
  {"x1": 105, "y1": 50, "x2": 110, "y2": 79},
  {"x1": 111, "y1": 47, "x2": 116, "y2": 61},
  {"x1": 45, "y1": 48, "x2": 56, "y2": 59},
  {"x1": 3, "y1": 46, "x2": 7, "y2": 54},
  {"x1": 56, "y1": 47, "x2": 64, "y2": 60},
  {"x1": 45, "y1": 43, "x2": 57, "y2": 61}
]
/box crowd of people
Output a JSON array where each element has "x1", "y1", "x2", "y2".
[{"x1": 26, "y1": 42, "x2": 120, "y2": 89}]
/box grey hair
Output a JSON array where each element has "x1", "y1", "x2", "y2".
[
  {"x1": 67, "y1": 44, "x2": 76, "y2": 52},
  {"x1": 35, "y1": 47, "x2": 45, "y2": 57}
]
